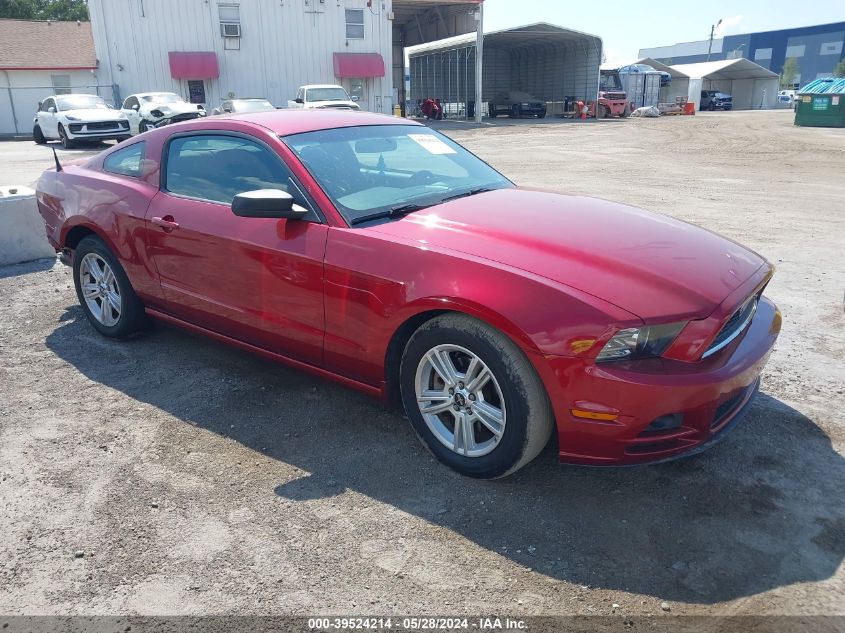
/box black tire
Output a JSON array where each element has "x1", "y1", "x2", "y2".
[
  {"x1": 400, "y1": 314, "x2": 554, "y2": 479},
  {"x1": 511, "y1": 105, "x2": 520, "y2": 119},
  {"x1": 598, "y1": 104, "x2": 608, "y2": 119},
  {"x1": 58, "y1": 124, "x2": 74, "y2": 149},
  {"x1": 33, "y1": 125, "x2": 46, "y2": 144},
  {"x1": 621, "y1": 104, "x2": 631, "y2": 118},
  {"x1": 72, "y1": 235, "x2": 147, "y2": 339}
]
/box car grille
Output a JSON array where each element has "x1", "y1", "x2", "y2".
[
  {"x1": 87, "y1": 121, "x2": 120, "y2": 130},
  {"x1": 68, "y1": 121, "x2": 128, "y2": 133},
  {"x1": 702, "y1": 294, "x2": 759, "y2": 358},
  {"x1": 170, "y1": 112, "x2": 202, "y2": 123}
]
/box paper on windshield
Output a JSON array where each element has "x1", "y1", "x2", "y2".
[{"x1": 408, "y1": 134, "x2": 456, "y2": 155}]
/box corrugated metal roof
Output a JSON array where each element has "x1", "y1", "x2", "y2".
[
  {"x1": 0, "y1": 19, "x2": 96, "y2": 69},
  {"x1": 799, "y1": 78, "x2": 845, "y2": 95},
  {"x1": 408, "y1": 22, "x2": 601, "y2": 56}
]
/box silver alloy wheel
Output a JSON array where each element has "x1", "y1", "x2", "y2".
[
  {"x1": 414, "y1": 344, "x2": 507, "y2": 457},
  {"x1": 79, "y1": 253, "x2": 122, "y2": 326}
]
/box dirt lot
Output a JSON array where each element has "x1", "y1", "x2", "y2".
[{"x1": 1, "y1": 111, "x2": 843, "y2": 618}]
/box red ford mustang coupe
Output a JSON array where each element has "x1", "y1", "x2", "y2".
[{"x1": 36, "y1": 110, "x2": 781, "y2": 478}]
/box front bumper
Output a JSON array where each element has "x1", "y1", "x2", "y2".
[
  {"x1": 543, "y1": 296, "x2": 780, "y2": 465},
  {"x1": 66, "y1": 120, "x2": 131, "y2": 140}
]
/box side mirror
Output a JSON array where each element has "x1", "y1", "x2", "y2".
[
  {"x1": 351, "y1": 95, "x2": 360, "y2": 102},
  {"x1": 37, "y1": 101, "x2": 42, "y2": 110},
  {"x1": 295, "y1": 97, "x2": 304, "y2": 104},
  {"x1": 48, "y1": 107, "x2": 56, "y2": 113},
  {"x1": 232, "y1": 189, "x2": 308, "y2": 220},
  {"x1": 132, "y1": 104, "x2": 140, "y2": 111}
]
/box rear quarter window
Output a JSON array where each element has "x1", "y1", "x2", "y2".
[{"x1": 103, "y1": 142, "x2": 145, "y2": 178}]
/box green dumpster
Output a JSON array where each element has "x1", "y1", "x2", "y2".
[{"x1": 795, "y1": 78, "x2": 845, "y2": 128}]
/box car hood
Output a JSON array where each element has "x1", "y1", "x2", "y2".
[
  {"x1": 61, "y1": 108, "x2": 125, "y2": 121},
  {"x1": 143, "y1": 102, "x2": 202, "y2": 116},
  {"x1": 366, "y1": 189, "x2": 766, "y2": 321},
  {"x1": 312, "y1": 100, "x2": 359, "y2": 109}
]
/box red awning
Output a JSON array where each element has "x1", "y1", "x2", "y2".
[
  {"x1": 168, "y1": 52, "x2": 219, "y2": 79},
  {"x1": 333, "y1": 53, "x2": 385, "y2": 78}
]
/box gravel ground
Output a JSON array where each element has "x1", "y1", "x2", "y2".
[{"x1": 0, "y1": 110, "x2": 843, "y2": 617}]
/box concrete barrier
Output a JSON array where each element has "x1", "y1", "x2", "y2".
[{"x1": 0, "y1": 186, "x2": 57, "y2": 266}]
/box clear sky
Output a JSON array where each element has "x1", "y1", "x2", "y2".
[{"x1": 482, "y1": 1, "x2": 845, "y2": 67}]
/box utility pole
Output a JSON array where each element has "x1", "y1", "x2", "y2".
[
  {"x1": 707, "y1": 19, "x2": 722, "y2": 62},
  {"x1": 474, "y1": 2, "x2": 484, "y2": 124}
]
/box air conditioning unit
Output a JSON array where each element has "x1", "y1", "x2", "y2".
[{"x1": 220, "y1": 22, "x2": 241, "y2": 37}]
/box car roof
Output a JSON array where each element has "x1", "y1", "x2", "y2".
[
  {"x1": 303, "y1": 84, "x2": 345, "y2": 89},
  {"x1": 220, "y1": 109, "x2": 422, "y2": 136}
]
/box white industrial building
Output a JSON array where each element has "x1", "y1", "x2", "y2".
[{"x1": 86, "y1": 0, "x2": 483, "y2": 115}]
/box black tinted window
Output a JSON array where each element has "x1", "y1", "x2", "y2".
[
  {"x1": 165, "y1": 134, "x2": 312, "y2": 212},
  {"x1": 104, "y1": 142, "x2": 145, "y2": 178}
]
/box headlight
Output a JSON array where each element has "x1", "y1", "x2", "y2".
[
  {"x1": 596, "y1": 322, "x2": 686, "y2": 362},
  {"x1": 150, "y1": 109, "x2": 165, "y2": 118},
  {"x1": 65, "y1": 115, "x2": 80, "y2": 121}
]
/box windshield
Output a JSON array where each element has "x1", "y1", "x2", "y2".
[
  {"x1": 284, "y1": 125, "x2": 512, "y2": 225},
  {"x1": 234, "y1": 99, "x2": 275, "y2": 112},
  {"x1": 142, "y1": 93, "x2": 183, "y2": 104},
  {"x1": 306, "y1": 87, "x2": 351, "y2": 102},
  {"x1": 599, "y1": 72, "x2": 622, "y2": 92},
  {"x1": 56, "y1": 95, "x2": 108, "y2": 110}
]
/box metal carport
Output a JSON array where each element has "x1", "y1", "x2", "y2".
[
  {"x1": 408, "y1": 22, "x2": 602, "y2": 119},
  {"x1": 670, "y1": 59, "x2": 779, "y2": 110}
]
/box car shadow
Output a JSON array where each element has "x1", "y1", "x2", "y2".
[{"x1": 45, "y1": 308, "x2": 845, "y2": 604}]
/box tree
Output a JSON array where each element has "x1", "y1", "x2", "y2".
[
  {"x1": 834, "y1": 58, "x2": 845, "y2": 78},
  {"x1": 781, "y1": 57, "x2": 799, "y2": 89},
  {"x1": 0, "y1": 0, "x2": 89, "y2": 21}
]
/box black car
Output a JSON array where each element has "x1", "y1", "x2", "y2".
[
  {"x1": 488, "y1": 91, "x2": 547, "y2": 118},
  {"x1": 700, "y1": 90, "x2": 733, "y2": 111}
]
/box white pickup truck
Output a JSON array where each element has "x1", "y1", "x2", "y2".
[{"x1": 287, "y1": 84, "x2": 360, "y2": 110}]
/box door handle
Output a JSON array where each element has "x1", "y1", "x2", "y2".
[{"x1": 151, "y1": 216, "x2": 180, "y2": 232}]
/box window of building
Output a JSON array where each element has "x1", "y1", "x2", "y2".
[
  {"x1": 51, "y1": 74, "x2": 71, "y2": 95},
  {"x1": 165, "y1": 134, "x2": 313, "y2": 216},
  {"x1": 219, "y1": 3, "x2": 241, "y2": 36},
  {"x1": 785, "y1": 44, "x2": 806, "y2": 58},
  {"x1": 820, "y1": 41, "x2": 843, "y2": 56},
  {"x1": 753, "y1": 48, "x2": 772, "y2": 61},
  {"x1": 345, "y1": 9, "x2": 364, "y2": 39},
  {"x1": 104, "y1": 142, "x2": 145, "y2": 179}
]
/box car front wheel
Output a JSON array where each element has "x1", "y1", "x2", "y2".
[
  {"x1": 58, "y1": 124, "x2": 74, "y2": 149},
  {"x1": 73, "y1": 235, "x2": 147, "y2": 339},
  {"x1": 400, "y1": 314, "x2": 554, "y2": 479}
]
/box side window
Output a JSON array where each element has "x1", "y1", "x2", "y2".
[
  {"x1": 165, "y1": 134, "x2": 315, "y2": 217},
  {"x1": 43, "y1": 98, "x2": 56, "y2": 111},
  {"x1": 123, "y1": 96, "x2": 137, "y2": 110},
  {"x1": 104, "y1": 142, "x2": 145, "y2": 178}
]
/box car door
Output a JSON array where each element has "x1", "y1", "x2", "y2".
[
  {"x1": 39, "y1": 98, "x2": 59, "y2": 138},
  {"x1": 122, "y1": 96, "x2": 141, "y2": 134},
  {"x1": 144, "y1": 131, "x2": 328, "y2": 365}
]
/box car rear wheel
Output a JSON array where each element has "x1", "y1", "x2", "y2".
[
  {"x1": 58, "y1": 124, "x2": 74, "y2": 149},
  {"x1": 511, "y1": 105, "x2": 520, "y2": 118},
  {"x1": 73, "y1": 235, "x2": 147, "y2": 339},
  {"x1": 400, "y1": 314, "x2": 554, "y2": 479},
  {"x1": 33, "y1": 125, "x2": 46, "y2": 144}
]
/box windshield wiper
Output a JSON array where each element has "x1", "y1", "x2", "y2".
[
  {"x1": 439, "y1": 187, "x2": 494, "y2": 203},
  {"x1": 350, "y1": 203, "x2": 431, "y2": 226}
]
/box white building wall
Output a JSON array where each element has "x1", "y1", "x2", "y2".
[
  {"x1": 87, "y1": 0, "x2": 395, "y2": 113},
  {"x1": 0, "y1": 69, "x2": 113, "y2": 135}
]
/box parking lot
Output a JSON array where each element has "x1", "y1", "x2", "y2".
[{"x1": 1, "y1": 110, "x2": 844, "y2": 617}]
